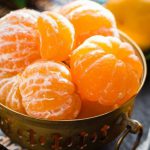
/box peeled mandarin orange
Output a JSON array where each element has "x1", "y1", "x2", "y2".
[
  {"x1": 0, "y1": 75, "x2": 25, "y2": 113},
  {"x1": 37, "y1": 11, "x2": 75, "y2": 61},
  {"x1": 60, "y1": 0, "x2": 118, "y2": 47},
  {"x1": 19, "y1": 61, "x2": 81, "y2": 120},
  {"x1": 0, "y1": 9, "x2": 41, "y2": 78},
  {"x1": 70, "y1": 35, "x2": 143, "y2": 106}
]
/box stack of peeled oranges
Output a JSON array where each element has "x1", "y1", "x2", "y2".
[{"x1": 0, "y1": 0, "x2": 143, "y2": 120}]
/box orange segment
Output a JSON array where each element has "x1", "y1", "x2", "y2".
[
  {"x1": 0, "y1": 75, "x2": 25, "y2": 113},
  {"x1": 25, "y1": 94, "x2": 81, "y2": 120},
  {"x1": 70, "y1": 36, "x2": 143, "y2": 106},
  {"x1": 37, "y1": 12, "x2": 75, "y2": 61},
  {"x1": 0, "y1": 9, "x2": 41, "y2": 77},
  {"x1": 0, "y1": 77, "x2": 14, "y2": 104},
  {"x1": 118, "y1": 65, "x2": 140, "y2": 105},
  {"x1": 19, "y1": 61, "x2": 81, "y2": 120},
  {"x1": 5, "y1": 75, "x2": 25, "y2": 113},
  {"x1": 60, "y1": 0, "x2": 118, "y2": 47}
]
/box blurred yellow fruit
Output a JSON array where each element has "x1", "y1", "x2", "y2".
[{"x1": 106, "y1": 0, "x2": 150, "y2": 50}]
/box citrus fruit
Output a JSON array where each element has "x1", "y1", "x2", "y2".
[
  {"x1": 60, "y1": 0, "x2": 118, "y2": 47},
  {"x1": 106, "y1": 0, "x2": 150, "y2": 50},
  {"x1": 0, "y1": 9, "x2": 41, "y2": 78},
  {"x1": 70, "y1": 35, "x2": 143, "y2": 106},
  {"x1": 19, "y1": 60, "x2": 81, "y2": 120},
  {"x1": 37, "y1": 11, "x2": 75, "y2": 61}
]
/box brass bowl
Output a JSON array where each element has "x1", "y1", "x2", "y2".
[{"x1": 0, "y1": 31, "x2": 147, "y2": 150}]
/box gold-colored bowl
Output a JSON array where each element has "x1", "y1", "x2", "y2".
[{"x1": 0, "y1": 31, "x2": 147, "y2": 150}]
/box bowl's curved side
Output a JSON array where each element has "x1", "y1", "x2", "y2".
[
  {"x1": 0, "y1": 98, "x2": 134, "y2": 150},
  {"x1": 0, "y1": 31, "x2": 147, "y2": 150}
]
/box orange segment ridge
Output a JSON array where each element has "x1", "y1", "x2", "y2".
[
  {"x1": 37, "y1": 11, "x2": 75, "y2": 61},
  {"x1": 60, "y1": 0, "x2": 119, "y2": 47},
  {"x1": 70, "y1": 35, "x2": 143, "y2": 106},
  {"x1": 0, "y1": 9, "x2": 41, "y2": 78},
  {"x1": 19, "y1": 61, "x2": 81, "y2": 120}
]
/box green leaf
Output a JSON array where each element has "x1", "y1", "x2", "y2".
[{"x1": 11, "y1": 0, "x2": 27, "y2": 8}]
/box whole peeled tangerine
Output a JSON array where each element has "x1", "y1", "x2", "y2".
[
  {"x1": 0, "y1": 9, "x2": 41, "y2": 79},
  {"x1": 71, "y1": 36, "x2": 143, "y2": 106},
  {"x1": 19, "y1": 61, "x2": 81, "y2": 120},
  {"x1": 37, "y1": 11, "x2": 75, "y2": 61},
  {"x1": 60, "y1": 0, "x2": 119, "y2": 47}
]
